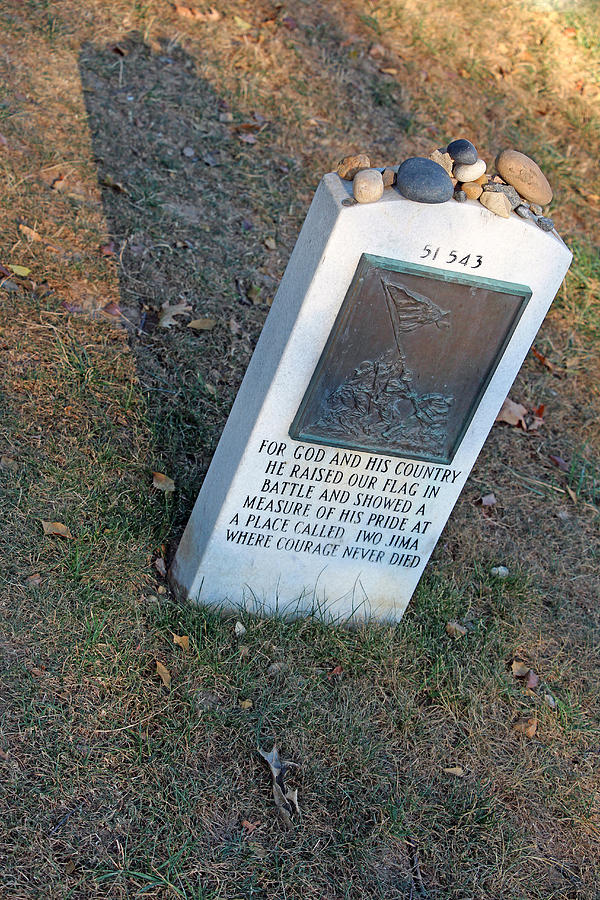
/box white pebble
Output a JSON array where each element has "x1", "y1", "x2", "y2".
[
  {"x1": 491, "y1": 565, "x2": 509, "y2": 578},
  {"x1": 454, "y1": 158, "x2": 486, "y2": 182},
  {"x1": 353, "y1": 168, "x2": 384, "y2": 204},
  {"x1": 234, "y1": 620, "x2": 247, "y2": 637}
]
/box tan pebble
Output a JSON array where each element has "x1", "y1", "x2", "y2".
[
  {"x1": 451, "y1": 177, "x2": 458, "y2": 187},
  {"x1": 454, "y1": 158, "x2": 486, "y2": 182},
  {"x1": 382, "y1": 167, "x2": 396, "y2": 188},
  {"x1": 475, "y1": 173, "x2": 488, "y2": 185},
  {"x1": 353, "y1": 168, "x2": 384, "y2": 203},
  {"x1": 462, "y1": 181, "x2": 483, "y2": 200},
  {"x1": 337, "y1": 153, "x2": 370, "y2": 180},
  {"x1": 429, "y1": 149, "x2": 453, "y2": 175},
  {"x1": 495, "y1": 149, "x2": 552, "y2": 205},
  {"x1": 479, "y1": 191, "x2": 511, "y2": 218}
]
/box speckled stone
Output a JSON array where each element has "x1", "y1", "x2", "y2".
[
  {"x1": 382, "y1": 167, "x2": 396, "y2": 188},
  {"x1": 396, "y1": 157, "x2": 454, "y2": 204},
  {"x1": 495, "y1": 149, "x2": 552, "y2": 205},
  {"x1": 337, "y1": 154, "x2": 370, "y2": 180},
  {"x1": 483, "y1": 182, "x2": 522, "y2": 210},
  {"x1": 453, "y1": 189, "x2": 467, "y2": 202},
  {"x1": 353, "y1": 168, "x2": 384, "y2": 203},
  {"x1": 429, "y1": 149, "x2": 454, "y2": 175},
  {"x1": 447, "y1": 138, "x2": 478, "y2": 165},
  {"x1": 535, "y1": 215, "x2": 554, "y2": 232},
  {"x1": 454, "y1": 158, "x2": 487, "y2": 182},
  {"x1": 462, "y1": 181, "x2": 483, "y2": 200},
  {"x1": 515, "y1": 204, "x2": 534, "y2": 219},
  {"x1": 479, "y1": 191, "x2": 511, "y2": 218},
  {"x1": 530, "y1": 203, "x2": 543, "y2": 216}
]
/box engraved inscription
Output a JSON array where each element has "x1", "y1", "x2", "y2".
[{"x1": 290, "y1": 255, "x2": 531, "y2": 464}]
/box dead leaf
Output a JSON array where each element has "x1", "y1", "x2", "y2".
[
  {"x1": 264, "y1": 237, "x2": 276, "y2": 251},
  {"x1": 229, "y1": 317, "x2": 241, "y2": 335},
  {"x1": 531, "y1": 346, "x2": 555, "y2": 373},
  {"x1": 26, "y1": 573, "x2": 42, "y2": 587},
  {"x1": 154, "y1": 556, "x2": 167, "y2": 577},
  {"x1": 480, "y1": 493, "x2": 496, "y2": 507},
  {"x1": 238, "y1": 133, "x2": 257, "y2": 145},
  {"x1": 282, "y1": 15, "x2": 297, "y2": 29},
  {"x1": 0, "y1": 455, "x2": 18, "y2": 471},
  {"x1": 172, "y1": 633, "x2": 190, "y2": 651},
  {"x1": 18, "y1": 223, "x2": 42, "y2": 242},
  {"x1": 544, "y1": 692, "x2": 557, "y2": 709},
  {"x1": 380, "y1": 66, "x2": 399, "y2": 75},
  {"x1": 525, "y1": 669, "x2": 540, "y2": 690},
  {"x1": 241, "y1": 819, "x2": 260, "y2": 833},
  {"x1": 8, "y1": 264, "x2": 31, "y2": 277},
  {"x1": 188, "y1": 317, "x2": 216, "y2": 331},
  {"x1": 446, "y1": 620, "x2": 467, "y2": 638},
  {"x1": 511, "y1": 659, "x2": 530, "y2": 678},
  {"x1": 566, "y1": 485, "x2": 577, "y2": 503},
  {"x1": 159, "y1": 301, "x2": 192, "y2": 328},
  {"x1": 259, "y1": 745, "x2": 300, "y2": 830},
  {"x1": 549, "y1": 454, "x2": 569, "y2": 472},
  {"x1": 153, "y1": 472, "x2": 175, "y2": 492},
  {"x1": 327, "y1": 664, "x2": 343, "y2": 678},
  {"x1": 41, "y1": 520, "x2": 73, "y2": 539},
  {"x1": 512, "y1": 716, "x2": 537, "y2": 738},
  {"x1": 65, "y1": 859, "x2": 76, "y2": 875},
  {"x1": 496, "y1": 397, "x2": 527, "y2": 429},
  {"x1": 156, "y1": 660, "x2": 171, "y2": 688},
  {"x1": 100, "y1": 241, "x2": 116, "y2": 257},
  {"x1": 239, "y1": 698, "x2": 253, "y2": 710},
  {"x1": 233, "y1": 15, "x2": 252, "y2": 31},
  {"x1": 234, "y1": 621, "x2": 247, "y2": 637},
  {"x1": 100, "y1": 174, "x2": 129, "y2": 194},
  {"x1": 443, "y1": 766, "x2": 465, "y2": 777}
]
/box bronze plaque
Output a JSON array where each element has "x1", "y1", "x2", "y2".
[{"x1": 289, "y1": 254, "x2": 532, "y2": 464}]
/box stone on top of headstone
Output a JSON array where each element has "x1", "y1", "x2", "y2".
[
  {"x1": 454, "y1": 158, "x2": 487, "y2": 183},
  {"x1": 447, "y1": 138, "x2": 478, "y2": 165},
  {"x1": 396, "y1": 157, "x2": 454, "y2": 204},
  {"x1": 353, "y1": 168, "x2": 384, "y2": 204},
  {"x1": 495, "y1": 149, "x2": 552, "y2": 205},
  {"x1": 337, "y1": 154, "x2": 370, "y2": 180},
  {"x1": 171, "y1": 163, "x2": 571, "y2": 623}
]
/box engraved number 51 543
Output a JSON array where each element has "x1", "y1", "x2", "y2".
[{"x1": 420, "y1": 245, "x2": 482, "y2": 268}]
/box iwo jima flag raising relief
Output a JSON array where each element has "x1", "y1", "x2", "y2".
[{"x1": 290, "y1": 254, "x2": 531, "y2": 465}]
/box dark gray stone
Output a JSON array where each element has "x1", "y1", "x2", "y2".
[
  {"x1": 396, "y1": 157, "x2": 454, "y2": 204},
  {"x1": 483, "y1": 181, "x2": 522, "y2": 210},
  {"x1": 447, "y1": 138, "x2": 478, "y2": 165},
  {"x1": 515, "y1": 204, "x2": 534, "y2": 219},
  {"x1": 536, "y1": 216, "x2": 554, "y2": 232},
  {"x1": 454, "y1": 189, "x2": 467, "y2": 202}
]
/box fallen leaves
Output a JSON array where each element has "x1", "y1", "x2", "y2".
[
  {"x1": 174, "y1": 3, "x2": 221, "y2": 21},
  {"x1": 159, "y1": 301, "x2": 192, "y2": 328},
  {"x1": 512, "y1": 716, "x2": 537, "y2": 738},
  {"x1": 18, "y1": 223, "x2": 42, "y2": 242},
  {"x1": 443, "y1": 765, "x2": 465, "y2": 777},
  {"x1": 172, "y1": 633, "x2": 189, "y2": 651},
  {"x1": 153, "y1": 472, "x2": 175, "y2": 493},
  {"x1": 496, "y1": 397, "x2": 527, "y2": 428},
  {"x1": 239, "y1": 699, "x2": 253, "y2": 710},
  {"x1": 479, "y1": 492, "x2": 497, "y2": 507},
  {"x1": 445, "y1": 620, "x2": 467, "y2": 638},
  {"x1": 0, "y1": 455, "x2": 18, "y2": 472},
  {"x1": 327, "y1": 663, "x2": 343, "y2": 679},
  {"x1": 26, "y1": 573, "x2": 42, "y2": 588},
  {"x1": 495, "y1": 396, "x2": 545, "y2": 431},
  {"x1": 188, "y1": 317, "x2": 216, "y2": 331},
  {"x1": 241, "y1": 818, "x2": 260, "y2": 834},
  {"x1": 41, "y1": 520, "x2": 73, "y2": 538},
  {"x1": 156, "y1": 660, "x2": 171, "y2": 688},
  {"x1": 258, "y1": 745, "x2": 300, "y2": 830},
  {"x1": 8, "y1": 264, "x2": 31, "y2": 277}
]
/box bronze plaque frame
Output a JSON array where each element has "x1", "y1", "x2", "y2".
[{"x1": 289, "y1": 254, "x2": 532, "y2": 464}]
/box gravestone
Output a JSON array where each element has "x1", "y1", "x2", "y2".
[{"x1": 170, "y1": 172, "x2": 571, "y2": 621}]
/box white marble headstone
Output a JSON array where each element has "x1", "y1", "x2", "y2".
[{"x1": 170, "y1": 174, "x2": 572, "y2": 622}]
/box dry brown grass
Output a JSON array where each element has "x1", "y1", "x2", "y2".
[{"x1": 0, "y1": 0, "x2": 599, "y2": 897}]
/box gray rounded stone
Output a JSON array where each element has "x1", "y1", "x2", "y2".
[
  {"x1": 453, "y1": 189, "x2": 467, "y2": 202},
  {"x1": 396, "y1": 157, "x2": 454, "y2": 204},
  {"x1": 447, "y1": 138, "x2": 478, "y2": 165}
]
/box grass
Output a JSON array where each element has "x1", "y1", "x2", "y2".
[{"x1": 0, "y1": 0, "x2": 599, "y2": 897}]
